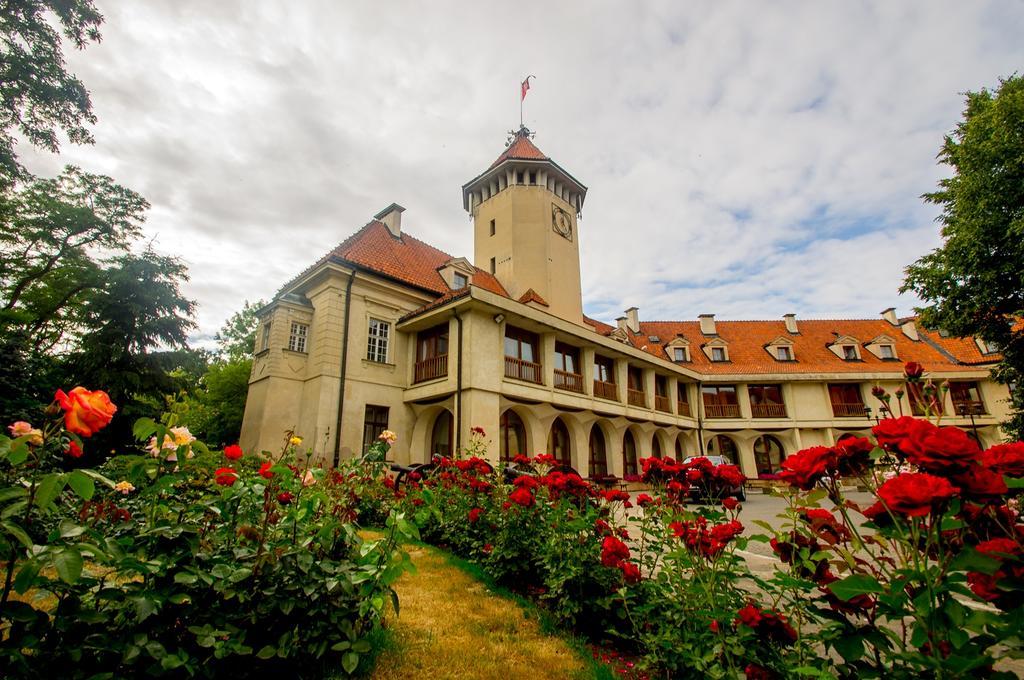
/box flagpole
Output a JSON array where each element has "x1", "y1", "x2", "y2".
[{"x1": 520, "y1": 83, "x2": 523, "y2": 128}]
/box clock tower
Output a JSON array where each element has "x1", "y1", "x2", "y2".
[{"x1": 462, "y1": 126, "x2": 587, "y2": 325}]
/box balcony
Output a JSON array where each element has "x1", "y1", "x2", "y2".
[
  {"x1": 677, "y1": 401, "x2": 691, "y2": 417},
  {"x1": 505, "y1": 356, "x2": 542, "y2": 384},
  {"x1": 704, "y1": 403, "x2": 741, "y2": 419},
  {"x1": 953, "y1": 399, "x2": 987, "y2": 416},
  {"x1": 413, "y1": 354, "x2": 448, "y2": 383},
  {"x1": 831, "y1": 402, "x2": 866, "y2": 417},
  {"x1": 751, "y1": 402, "x2": 787, "y2": 418},
  {"x1": 554, "y1": 369, "x2": 584, "y2": 394},
  {"x1": 627, "y1": 389, "x2": 646, "y2": 408},
  {"x1": 654, "y1": 395, "x2": 672, "y2": 413},
  {"x1": 594, "y1": 380, "x2": 618, "y2": 401}
]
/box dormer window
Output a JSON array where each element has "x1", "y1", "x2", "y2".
[
  {"x1": 453, "y1": 272, "x2": 468, "y2": 289},
  {"x1": 878, "y1": 344, "x2": 895, "y2": 359},
  {"x1": 977, "y1": 338, "x2": 1001, "y2": 355},
  {"x1": 842, "y1": 345, "x2": 858, "y2": 361},
  {"x1": 711, "y1": 347, "x2": 727, "y2": 362},
  {"x1": 776, "y1": 346, "x2": 793, "y2": 361},
  {"x1": 673, "y1": 347, "x2": 689, "y2": 362}
]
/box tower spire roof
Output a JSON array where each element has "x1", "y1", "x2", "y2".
[{"x1": 488, "y1": 125, "x2": 548, "y2": 169}]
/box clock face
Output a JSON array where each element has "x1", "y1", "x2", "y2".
[{"x1": 551, "y1": 204, "x2": 573, "y2": 241}]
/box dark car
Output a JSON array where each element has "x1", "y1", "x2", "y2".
[{"x1": 684, "y1": 455, "x2": 746, "y2": 502}]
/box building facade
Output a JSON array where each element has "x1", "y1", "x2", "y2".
[{"x1": 239, "y1": 127, "x2": 1012, "y2": 479}]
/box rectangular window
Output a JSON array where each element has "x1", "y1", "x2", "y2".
[
  {"x1": 627, "y1": 366, "x2": 644, "y2": 391},
  {"x1": 414, "y1": 323, "x2": 449, "y2": 383},
  {"x1": 516, "y1": 171, "x2": 524, "y2": 184},
  {"x1": 489, "y1": 257, "x2": 496, "y2": 274},
  {"x1": 879, "y1": 345, "x2": 895, "y2": 359},
  {"x1": 528, "y1": 171, "x2": 536, "y2": 185},
  {"x1": 702, "y1": 385, "x2": 739, "y2": 418},
  {"x1": 554, "y1": 342, "x2": 579, "y2": 374},
  {"x1": 749, "y1": 384, "x2": 786, "y2": 418},
  {"x1": 260, "y1": 322, "x2": 272, "y2": 351},
  {"x1": 489, "y1": 219, "x2": 496, "y2": 236},
  {"x1": 776, "y1": 346, "x2": 793, "y2": 361},
  {"x1": 673, "y1": 347, "x2": 688, "y2": 362},
  {"x1": 842, "y1": 345, "x2": 858, "y2": 360},
  {"x1": 950, "y1": 381, "x2": 986, "y2": 415},
  {"x1": 711, "y1": 347, "x2": 726, "y2": 362},
  {"x1": 594, "y1": 355, "x2": 615, "y2": 383},
  {"x1": 288, "y1": 322, "x2": 308, "y2": 353},
  {"x1": 366, "y1": 318, "x2": 390, "y2": 363},
  {"x1": 504, "y1": 326, "x2": 541, "y2": 383},
  {"x1": 362, "y1": 405, "x2": 390, "y2": 454},
  {"x1": 828, "y1": 383, "x2": 865, "y2": 417},
  {"x1": 453, "y1": 272, "x2": 468, "y2": 289}
]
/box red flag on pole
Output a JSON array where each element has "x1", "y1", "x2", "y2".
[{"x1": 521, "y1": 75, "x2": 534, "y2": 101}]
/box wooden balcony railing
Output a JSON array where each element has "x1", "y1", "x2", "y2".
[
  {"x1": 654, "y1": 395, "x2": 672, "y2": 413},
  {"x1": 751, "y1": 402, "x2": 787, "y2": 418},
  {"x1": 831, "y1": 402, "x2": 866, "y2": 417},
  {"x1": 952, "y1": 399, "x2": 987, "y2": 416},
  {"x1": 704, "y1": 403, "x2": 741, "y2": 418},
  {"x1": 677, "y1": 401, "x2": 691, "y2": 417},
  {"x1": 594, "y1": 380, "x2": 618, "y2": 401},
  {"x1": 554, "y1": 370, "x2": 584, "y2": 394},
  {"x1": 627, "y1": 389, "x2": 646, "y2": 408},
  {"x1": 505, "y1": 356, "x2": 542, "y2": 384},
  {"x1": 413, "y1": 354, "x2": 448, "y2": 383}
]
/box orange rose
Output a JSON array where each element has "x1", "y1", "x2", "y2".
[{"x1": 54, "y1": 387, "x2": 117, "y2": 438}]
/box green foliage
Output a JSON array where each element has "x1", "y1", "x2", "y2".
[
  {"x1": 0, "y1": 405, "x2": 414, "y2": 678},
  {"x1": 214, "y1": 299, "x2": 265, "y2": 362},
  {"x1": 0, "y1": 1, "x2": 103, "y2": 183},
  {"x1": 902, "y1": 74, "x2": 1024, "y2": 438}
]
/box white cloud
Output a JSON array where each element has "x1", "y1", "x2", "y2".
[{"x1": 19, "y1": 0, "x2": 1024, "y2": 341}]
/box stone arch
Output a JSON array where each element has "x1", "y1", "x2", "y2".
[
  {"x1": 498, "y1": 407, "x2": 533, "y2": 462},
  {"x1": 706, "y1": 433, "x2": 740, "y2": 465},
  {"x1": 410, "y1": 403, "x2": 453, "y2": 464},
  {"x1": 429, "y1": 409, "x2": 455, "y2": 458},
  {"x1": 547, "y1": 416, "x2": 573, "y2": 468},
  {"x1": 588, "y1": 423, "x2": 609, "y2": 478},
  {"x1": 652, "y1": 429, "x2": 674, "y2": 460},
  {"x1": 622, "y1": 428, "x2": 640, "y2": 478}
]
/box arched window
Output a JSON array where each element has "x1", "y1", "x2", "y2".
[
  {"x1": 430, "y1": 410, "x2": 454, "y2": 458},
  {"x1": 707, "y1": 434, "x2": 738, "y2": 464},
  {"x1": 623, "y1": 431, "x2": 638, "y2": 477},
  {"x1": 675, "y1": 436, "x2": 684, "y2": 460},
  {"x1": 548, "y1": 418, "x2": 571, "y2": 466},
  {"x1": 589, "y1": 426, "x2": 608, "y2": 477},
  {"x1": 753, "y1": 435, "x2": 785, "y2": 477},
  {"x1": 652, "y1": 435, "x2": 663, "y2": 459},
  {"x1": 499, "y1": 410, "x2": 527, "y2": 462}
]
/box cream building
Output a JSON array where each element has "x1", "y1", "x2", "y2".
[{"x1": 239, "y1": 127, "x2": 1013, "y2": 479}]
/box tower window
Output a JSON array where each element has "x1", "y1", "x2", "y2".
[
  {"x1": 489, "y1": 219, "x2": 496, "y2": 236},
  {"x1": 288, "y1": 322, "x2": 308, "y2": 353},
  {"x1": 528, "y1": 171, "x2": 536, "y2": 185},
  {"x1": 489, "y1": 257, "x2": 496, "y2": 274},
  {"x1": 367, "y1": 318, "x2": 390, "y2": 363},
  {"x1": 516, "y1": 171, "x2": 524, "y2": 184}
]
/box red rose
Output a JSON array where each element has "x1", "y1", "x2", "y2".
[
  {"x1": 508, "y1": 486, "x2": 535, "y2": 507},
  {"x1": 471, "y1": 426, "x2": 486, "y2": 437},
  {"x1": 735, "y1": 604, "x2": 796, "y2": 645},
  {"x1": 712, "y1": 464, "x2": 746, "y2": 488},
  {"x1": 224, "y1": 444, "x2": 243, "y2": 460},
  {"x1": 952, "y1": 464, "x2": 1008, "y2": 501},
  {"x1": 745, "y1": 664, "x2": 777, "y2": 680},
  {"x1": 513, "y1": 475, "x2": 540, "y2": 489},
  {"x1": 710, "y1": 620, "x2": 720, "y2": 633},
  {"x1": 905, "y1": 426, "x2": 982, "y2": 473},
  {"x1": 620, "y1": 561, "x2": 641, "y2": 584},
  {"x1": 722, "y1": 497, "x2": 739, "y2": 510},
  {"x1": 277, "y1": 491, "x2": 293, "y2": 505},
  {"x1": 482, "y1": 543, "x2": 493, "y2": 554},
  {"x1": 594, "y1": 519, "x2": 612, "y2": 536},
  {"x1": 877, "y1": 472, "x2": 958, "y2": 517},
  {"x1": 872, "y1": 416, "x2": 937, "y2": 457},
  {"x1": 600, "y1": 535, "x2": 630, "y2": 568},
  {"x1": 54, "y1": 387, "x2": 117, "y2": 438},
  {"x1": 636, "y1": 493, "x2": 655, "y2": 507},
  {"x1": 512, "y1": 454, "x2": 531, "y2": 465},
  {"x1": 833, "y1": 436, "x2": 874, "y2": 476},
  {"x1": 982, "y1": 443, "x2": 1024, "y2": 477},
  {"x1": 468, "y1": 507, "x2": 483, "y2": 523},
  {"x1": 904, "y1": 361, "x2": 924, "y2": 379},
  {"x1": 65, "y1": 440, "x2": 84, "y2": 458},
  {"x1": 778, "y1": 446, "x2": 834, "y2": 490},
  {"x1": 967, "y1": 571, "x2": 1001, "y2": 601},
  {"x1": 800, "y1": 508, "x2": 851, "y2": 544},
  {"x1": 259, "y1": 462, "x2": 274, "y2": 479},
  {"x1": 976, "y1": 538, "x2": 1021, "y2": 559},
  {"x1": 214, "y1": 467, "x2": 238, "y2": 486}
]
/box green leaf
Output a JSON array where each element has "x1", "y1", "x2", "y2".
[
  {"x1": 34, "y1": 473, "x2": 66, "y2": 510},
  {"x1": 58, "y1": 519, "x2": 87, "y2": 539},
  {"x1": 133, "y1": 596, "x2": 158, "y2": 622},
  {"x1": 133, "y1": 418, "x2": 159, "y2": 442},
  {"x1": 828, "y1": 573, "x2": 884, "y2": 601},
  {"x1": 6, "y1": 442, "x2": 29, "y2": 466},
  {"x1": 950, "y1": 547, "x2": 1002, "y2": 575},
  {"x1": 53, "y1": 547, "x2": 83, "y2": 584},
  {"x1": 342, "y1": 651, "x2": 359, "y2": 675},
  {"x1": 833, "y1": 633, "x2": 864, "y2": 662},
  {"x1": 351, "y1": 639, "x2": 371, "y2": 653},
  {"x1": 67, "y1": 470, "x2": 95, "y2": 500},
  {"x1": 2, "y1": 520, "x2": 33, "y2": 548},
  {"x1": 13, "y1": 559, "x2": 42, "y2": 594},
  {"x1": 174, "y1": 572, "x2": 199, "y2": 585},
  {"x1": 256, "y1": 645, "x2": 277, "y2": 660},
  {"x1": 1004, "y1": 476, "x2": 1024, "y2": 489}
]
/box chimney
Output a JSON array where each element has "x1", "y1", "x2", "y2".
[
  {"x1": 616, "y1": 316, "x2": 628, "y2": 333},
  {"x1": 783, "y1": 313, "x2": 798, "y2": 334},
  {"x1": 698, "y1": 314, "x2": 716, "y2": 336},
  {"x1": 374, "y1": 203, "x2": 405, "y2": 239},
  {"x1": 880, "y1": 307, "x2": 898, "y2": 326},
  {"x1": 900, "y1": 318, "x2": 920, "y2": 341},
  {"x1": 624, "y1": 307, "x2": 640, "y2": 333}
]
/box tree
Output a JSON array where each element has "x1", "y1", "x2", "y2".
[
  {"x1": 902, "y1": 74, "x2": 1024, "y2": 438},
  {"x1": 0, "y1": 0, "x2": 103, "y2": 183},
  {"x1": 66, "y1": 248, "x2": 196, "y2": 451},
  {"x1": 213, "y1": 298, "x2": 266, "y2": 362}
]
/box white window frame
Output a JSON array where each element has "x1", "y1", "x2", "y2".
[
  {"x1": 842, "y1": 345, "x2": 858, "y2": 360},
  {"x1": 260, "y1": 322, "x2": 272, "y2": 351},
  {"x1": 776, "y1": 345, "x2": 793, "y2": 361},
  {"x1": 288, "y1": 322, "x2": 308, "y2": 353},
  {"x1": 711, "y1": 347, "x2": 727, "y2": 362},
  {"x1": 673, "y1": 347, "x2": 688, "y2": 362},
  {"x1": 453, "y1": 272, "x2": 468, "y2": 289},
  {"x1": 878, "y1": 344, "x2": 896, "y2": 359},
  {"x1": 367, "y1": 318, "x2": 390, "y2": 363}
]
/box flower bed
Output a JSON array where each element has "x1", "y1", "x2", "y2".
[{"x1": 1, "y1": 389, "x2": 415, "y2": 678}]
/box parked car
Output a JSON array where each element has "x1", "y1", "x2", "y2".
[{"x1": 684, "y1": 455, "x2": 747, "y2": 502}]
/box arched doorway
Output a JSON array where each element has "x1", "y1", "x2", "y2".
[
  {"x1": 753, "y1": 435, "x2": 785, "y2": 476},
  {"x1": 499, "y1": 410, "x2": 527, "y2": 462},
  {"x1": 652, "y1": 434, "x2": 663, "y2": 459},
  {"x1": 707, "y1": 434, "x2": 738, "y2": 464},
  {"x1": 675, "y1": 435, "x2": 685, "y2": 460},
  {"x1": 430, "y1": 410, "x2": 454, "y2": 458},
  {"x1": 589, "y1": 426, "x2": 608, "y2": 478},
  {"x1": 623, "y1": 431, "x2": 638, "y2": 477},
  {"x1": 548, "y1": 418, "x2": 571, "y2": 466}
]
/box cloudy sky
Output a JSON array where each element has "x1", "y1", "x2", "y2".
[{"x1": 21, "y1": 1, "x2": 1024, "y2": 345}]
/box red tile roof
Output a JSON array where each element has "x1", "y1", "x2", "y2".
[
  {"x1": 917, "y1": 327, "x2": 1000, "y2": 366},
  {"x1": 587, "y1": 318, "x2": 997, "y2": 375},
  {"x1": 518, "y1": 288, "x2": 549, "y2": 306},
  {"x1": 489, "y1": 133, "x2": 549, "y2": 169},
  {"x1": 280, "y1": 220, "x2": 508, "y2": 298}
]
